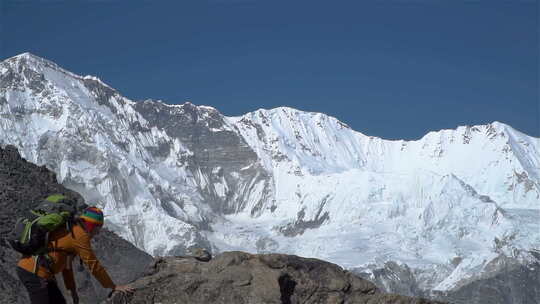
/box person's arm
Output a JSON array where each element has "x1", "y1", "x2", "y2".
[{"x1": 72, "y1": 231, "x2": 116, "y2": 289}]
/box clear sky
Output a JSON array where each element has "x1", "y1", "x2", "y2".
[{"x1": 1, "y1": 0, "x2": 538, "y2": 140}]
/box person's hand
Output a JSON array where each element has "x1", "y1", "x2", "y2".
[
  {"x1": 70, "y1": 290, "x2": 79, "y2": 304},
  {"x1": 114, "y1": 284, "x2": 134, "y2": 294}
]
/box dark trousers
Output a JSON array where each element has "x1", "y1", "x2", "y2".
[{"x1": 16, "y1": 267, "x2": 66, "y2": 304}]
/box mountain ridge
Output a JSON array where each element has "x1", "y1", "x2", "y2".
[
  {"x1": 1, "y1": 53, "x2": 539, "y2": 303},
  {"x1": 3, "y1": 52, "x2": 528, "y2": 144}
]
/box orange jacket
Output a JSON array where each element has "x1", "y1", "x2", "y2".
[{"x1": 17, "y1": 224, "x2": 115, "y2": 290}]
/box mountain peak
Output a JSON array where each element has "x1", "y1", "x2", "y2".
[
  {"x1": 8, "y1": 52, "x2": 38, "y2": 60},
  {"x1": 165, "y1": 101, "x2": 218, "y2": 113},
  {"x1": 2, "y1": 52, "x2": 120, "y2": 95},
  {"x1": 2, "y1": 52, "x2": 78, "y2": 81},
  {"x1": 253, "y1": 106, "x2": 303, "y2": 115},
  {"x1": 488, "y1": 121, "x2": 526, "y2": 137},
  {"x1": 5, "y1": 52, "x2": 51, "y2": 66}
]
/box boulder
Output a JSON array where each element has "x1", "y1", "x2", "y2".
[{"x1": 106, "y1": 251, "x2": 445, "y2": 304}]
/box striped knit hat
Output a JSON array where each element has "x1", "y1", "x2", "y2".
[{"x1": 80, "y1": 207, "x2": 104, "y2": 233}]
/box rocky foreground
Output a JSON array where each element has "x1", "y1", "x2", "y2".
[
  {"x1": 107, "y1": 251, "x2": 443, "y2": 304},
  {"x1": 0, "y1": 144, "x2": 442, "y2": 304}
]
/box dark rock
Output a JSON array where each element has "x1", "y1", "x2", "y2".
[
  {"x1": 0, "y1": 145, "x2": 153, "y2": 304},
  {"x1": 355, "y1": 261, "x2": 426, "y2": 298},
  {"x1": 353, "y1": 255, "x2": 540, "y2": 304},
  {"x1": 278, "y1": 195, "x2": 332, "y2": 237},
  {"x1": 189, "y1": 247, "x2": 212, "y2": 262}
]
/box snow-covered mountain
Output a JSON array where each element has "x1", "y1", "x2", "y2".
[{"x1": 1, "y1": 53, "x2": 539, "y2": 303}]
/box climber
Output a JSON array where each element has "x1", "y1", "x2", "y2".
[{"x1": 15, "y1": 206, "x2": 134, "y2": 304}]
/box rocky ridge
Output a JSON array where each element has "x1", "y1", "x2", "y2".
[{"x1": 107, "y1": 251, "x2": 445, "y2": 304}]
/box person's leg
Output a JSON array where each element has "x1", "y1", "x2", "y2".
[
  {"x1": 15, "y1": 267, "x2": 49, "y2": 304},
  {"x1": 47, "y1": 280, "x2": 67, "y2": 304}
]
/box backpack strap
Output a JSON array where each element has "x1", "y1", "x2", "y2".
[
  {"x1": 66, "y1": 220, "x2": 75, "y2": 238},
  {"x1": 21, "y1": 217, "x2": 41, "y2": 244},
  {"x1": 32, "y1": 255, "x2": 39, "y2": 274},
  {"x1": 31, "y1": 231, "x2": 50, "y2": 274},
  {"x1": 32, "y1": 231, "x2": 74, "y2": 274}
]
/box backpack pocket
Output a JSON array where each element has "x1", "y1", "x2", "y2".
[
  {"x1": 37, "y1": 213, "x2": 66, "y2": 231},
  {"x1": 8, "y1": 217, "x2": 46, "y2": 255}
]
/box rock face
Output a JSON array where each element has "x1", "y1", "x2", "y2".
[
  {"x1": 354, "y1": 261, "x2": 426, "y2": 299},
  {"x1": 0, "y1": 145, "x2": 153, "y2": 304},
  {"x1": 354, "y1": 255, "x2": 540, "y2": 304},
  {"x1": 434, "y1": 254, "x2": 540, "y2": 304},
  {"x1": 107, "y1": 251, "x2": 444, "y2": 304}
]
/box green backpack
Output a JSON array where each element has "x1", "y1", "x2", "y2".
[{"x1": 8, "y1": 194, "x2": 88, "y2": 270}]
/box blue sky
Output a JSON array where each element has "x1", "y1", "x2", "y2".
[{"x1": 1, "y1": 0, "x2": 538, "y2": 139}]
